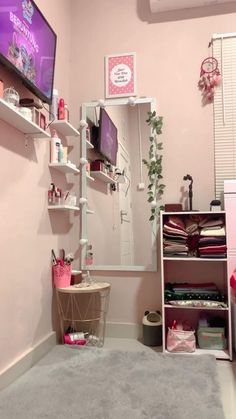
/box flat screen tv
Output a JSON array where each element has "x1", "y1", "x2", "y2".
[
  {"x1": 0, "y1": 0, "x2": 57, "y2": 104},
  {"x1": 98, "y1": 108, "x2": 118, "y2": 166}
]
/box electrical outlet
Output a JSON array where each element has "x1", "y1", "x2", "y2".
[{"x1": 137, "y1": 182, "x2": 145, "y2": 190}]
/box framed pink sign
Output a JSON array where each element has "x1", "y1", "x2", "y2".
[{"x1": 105, "y1": 52, "x2": 137, "y2": 98}]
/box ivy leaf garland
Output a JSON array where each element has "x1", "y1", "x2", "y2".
[{"x1": 143, "y1": 111, "x2": 165, "y2": 221}]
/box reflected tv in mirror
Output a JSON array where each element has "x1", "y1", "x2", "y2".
[
  {"x1": 98, "y1": 107, "x2": 118, "y2": 166},
  {"x1": 0, "y1": 0, "x2": 57, "y2": 104}
]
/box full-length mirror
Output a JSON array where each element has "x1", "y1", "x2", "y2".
[{"x1": 80, "y1": 97, "x2": 157, "y2": 271}]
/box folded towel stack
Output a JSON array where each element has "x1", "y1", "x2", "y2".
[
  {"x1": 163, "y1": 217, "x2": 188, "y2": 256},
  {"x1": 163, "y1": 215, "x2": 227, "y2": 258}
]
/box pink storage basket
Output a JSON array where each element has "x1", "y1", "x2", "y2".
[{"x1": 53, "y1": 264, "x2": 72, "y2": 288}]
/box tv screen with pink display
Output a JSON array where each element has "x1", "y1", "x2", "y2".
[
  {"x1": 0, "y1": 0, "x2": 57, "y2": 104},
  {"x1": 98, "y1": 108, "x2": 118, "y2": 166}
]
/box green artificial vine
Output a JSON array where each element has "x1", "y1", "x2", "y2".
[{"x1": 142, "y1": 111, "x2": 165, "y2": 221}]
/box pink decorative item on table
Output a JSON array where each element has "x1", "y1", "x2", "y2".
[{"x1": 53, "y1": 263, "x2": 71, "y2": 288}]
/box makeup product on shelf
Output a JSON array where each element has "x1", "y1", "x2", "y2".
[
  {"x1": 58, "y1": 142, "x2": 64, "y2": 163},
  {"x1": 51, "y1": 249, "x2": 57, "y2": 265},
  {"x1": 48, "y1": 183, "x2": 55, "y2": 204},
  {"x1": 18, "y1": 106, "x2": 32, "y2": 121},
  {"x1": 50, "y1": 129, "x2": 61, "y2": 163},
  {"x1": 55, "y1": 188, "x2": 61, "y2": 205},
  {"x1": 58, "y1": 97, "x2": 65, "y2": 120},
  {"x1": 63, "y1": 146, "x2": 68, "y2": 163}
]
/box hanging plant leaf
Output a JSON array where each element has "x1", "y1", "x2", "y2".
[{"x1": 143, "y1": 111, "x2": 165, "y2": 221}]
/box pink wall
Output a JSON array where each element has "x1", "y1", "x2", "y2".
[
  {"x1": 1, "y1": 0, "x2": 236, "y2": 373},
  {"x1": 69, "y1": 0, "x2": 236, "y2": 324},
  {"x1": 0, "y1": 0, "x2": 73, "y2": 373}
]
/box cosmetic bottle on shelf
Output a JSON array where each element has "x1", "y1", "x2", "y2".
[
  {"x1": 50, "y1": 129, "x2": 61, "y2": 163},
  {"x1": 58, "y1": 142, "x2": 64, "y2": 163},
  {"x1": 48, "y1": 183, "x2": 55, "y2": 204},
  {"x1": 58, "y1": 98, "x2": 65, "y2": 120}
]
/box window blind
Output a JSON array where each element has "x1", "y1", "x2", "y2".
[{"x1": 213, "y1": 35, "x2": 236, "y2": 200}]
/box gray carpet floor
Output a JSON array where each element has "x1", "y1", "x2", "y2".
[{"x1": 0, "y1": 345, "x2": 225, "y2": 419}]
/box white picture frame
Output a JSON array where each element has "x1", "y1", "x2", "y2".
[{"x1": 105, "y1": 52, "x2": 137, "y2": 98}]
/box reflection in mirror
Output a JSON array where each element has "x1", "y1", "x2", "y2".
[{"x1": 80, "y1": 97, "x2": 157, "y2": 272}]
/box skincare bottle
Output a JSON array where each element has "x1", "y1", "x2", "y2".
[
  {"x1": 48, "y1": 183, "x2": 55, "y2": 204},
  {"x1": 58, "y1": 98, "x2": 65, "y2": 120},
  {"x1": 63, "y1": 146, "x2": 68, "y2": 163},
  {"x1": 49, "y1": 88, "x2": 59, "y2": 121},
  {"x1": 50, "y1": 129, "x2": 61, "y2": 163},
  {"x1": 55, "y1": 188, "x2": 61, "y2": 205},
  {"x1": 58, "y1": 142, "x2": 64, "y2": 163}
]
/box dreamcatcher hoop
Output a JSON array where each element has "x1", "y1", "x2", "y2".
[
  {"x1": 198, "y1": 56, "x2": 221, "y2": 104},
  {"x1": 200, "y1": 57, "x2": 219, "y2": 76}
]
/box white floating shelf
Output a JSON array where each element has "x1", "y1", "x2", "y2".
[
  {"x1": 49, "y1": 162, "x2": 80, "y2": 174},
  {"x1": 48, "y1": 205, "x2": 80, "y2": 211},
  {"x1": 164, "y1": 348, "x2": 230, "y2": 360},
  {"x1": 91, "y1": 171, "x2": 116, "y2": 183},
  {"x1": 86, "y1": 140, "x2": 94, "y2": 149},
  {"x1": 87, "y1": 209, "x2": 95, "y2": 214},
  {"x1": 86, "y1": 173, "x2": 95, "y2": 181},
  {"x1": 50, "y1": 120, "x2": 80, "y2": 137},
  {"x1": 164, "y1": 304, "x2": 228, "y2": 311},
  {"x1": 163, "y1": 257, "x2": 227, "y2": 262},
  {"x1": 0, "y1": 98, "x2": 50, "y2": 138}
]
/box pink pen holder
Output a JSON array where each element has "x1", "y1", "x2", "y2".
[{"x1": 53, "y1": 264, "x2": 72, "y2": 288}]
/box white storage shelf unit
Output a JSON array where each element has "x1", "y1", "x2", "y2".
[
  {"x1": 48, "y1": 119, "x2": 81, "y2": 211},
  {"x1": 160, "y1": 211, "x2": 232, "y2": 361},
  {"x1": 0, "y1": 97, "x2": 50, "y2": 138}
]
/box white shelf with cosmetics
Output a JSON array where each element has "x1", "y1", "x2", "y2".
[
  {"x1": 50, "y1": 120, "x2": 80, "y2": 137},
  {"x1": 49, "y1": 162, "x2": 80, "y2": 174},
  {"x1": 48, "y1": 205, "x2": 80, "y2": 211},
  {"x1": 48, "y1": 118, "x2": 81, "y2": 210},
  {"x1": 90, "y1": 170, "x2": 116, "y2": 184},
  {"x1": 160, "y1": 211, "x2": 232, "y2": 361},
  {"x1": 0, "y1": 97, "x2": 50, "y2": 138}
]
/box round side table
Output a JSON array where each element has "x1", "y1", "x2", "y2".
[{"x1": 55, "y1": 282, "x2": 111, "y2": 346}]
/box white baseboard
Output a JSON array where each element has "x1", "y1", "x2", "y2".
[
  {"x1": 105, "y1": 322, "x2": 142, "y2": 339},
  {"x1": 0, "y1": 331, "x2": 56, "y2": 391}
]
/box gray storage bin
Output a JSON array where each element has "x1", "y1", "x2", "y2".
[{"x1": 142, "y1": 311, "x2": 162, "y2": 346}]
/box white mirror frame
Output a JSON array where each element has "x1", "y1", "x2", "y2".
[{"x1": 80, "y1": 96, "x2": 157, "y2": 272}]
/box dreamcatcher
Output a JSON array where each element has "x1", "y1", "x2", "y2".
[{"x1": 198, "y1": 56, "x2": 221, "y2": 104}]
